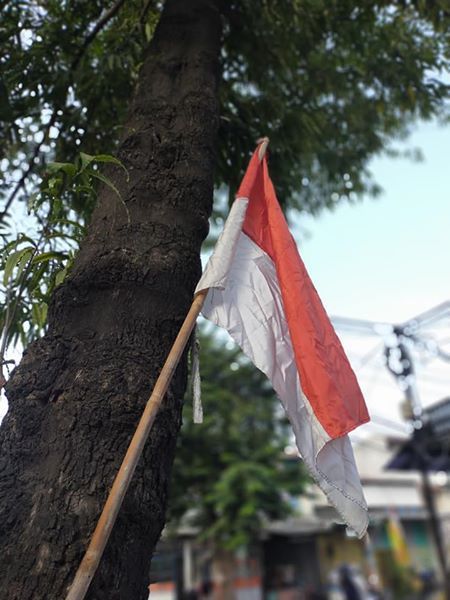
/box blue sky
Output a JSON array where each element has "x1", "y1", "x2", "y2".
[{"x1": 297, "y1": 120, "x2": 449, "y2": 324}]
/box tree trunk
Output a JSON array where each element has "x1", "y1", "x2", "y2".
[{"x1": 0, "y1": 1, "x2": 222, "y2": 598}]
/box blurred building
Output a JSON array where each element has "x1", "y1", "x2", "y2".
[
  {"x1": 293, "y1": 435, "x2": 449, "y2": 592},
  {"x1": 149, "y1": 435, "x2": 450, "y2": 599}
]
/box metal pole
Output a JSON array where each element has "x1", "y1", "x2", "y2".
[{"x1": 388, "y1": 329, "x2": 450, "y2": 598}]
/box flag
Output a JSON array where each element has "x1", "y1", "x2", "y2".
[
  {"x1": 386, "y1": 514, "x2": 411, "y2": 567},
  {"x1": 195, "y1": 143, "x2": 370, "y2": 537}
]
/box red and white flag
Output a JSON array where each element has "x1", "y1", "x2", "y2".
[{"x1": 195, "y1": 143, "x2": 370, "y2": 536}]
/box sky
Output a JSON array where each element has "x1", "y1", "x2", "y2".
[
  {"x1": 298, "y1": 122, "x2": 449, "y2": 324},
  {"x1": 1, "y1": 120, "x2": 449, "y2": 432},
  {"x1": 293, "y1": 120, "x2": 450, "y2": 437}
]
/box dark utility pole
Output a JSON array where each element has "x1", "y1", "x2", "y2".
[
  {"x1": 385, "y1": 326, "x2": 450, "y2": 599},
  {"x1": 333, "y1": 303, "x2": 450, "y2": 598}
]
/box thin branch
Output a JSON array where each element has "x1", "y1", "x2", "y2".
[
  {"x1": 0, "y1": 227, "x2": 48, "y2": 389},
  {"x1": 140, "y1": 0, "x2": 154, "y2": 25},
  {"x1": 71, "y1": 0, "x2": 128, "y2": 71},
  {"x1": 0, "y1": 288, "x2": 13, "y2": 389},
  {"x1": 0, "y1": 0, "x2": 128, "y2": 225},
  {"x1": 0, "y1": 112, "x2": 57, "y2": 224}
]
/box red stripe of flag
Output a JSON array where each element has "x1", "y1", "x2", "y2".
[{"x1": 238, "y1": 150, "x2": 369, "y2": 439}]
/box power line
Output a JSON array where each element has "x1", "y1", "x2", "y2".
[
  {"x1": 351, "y1": 436, "x2": 391, "y2": 454},
  {"x1": 402, "y1": 301, "x2": 450, "y2": 330},
  {"x1": 354, "y1": 342, "x2": 384, "y2": 370},
  {"x1": 369, "y1": 414, "x2": 410, "y2": 433}
]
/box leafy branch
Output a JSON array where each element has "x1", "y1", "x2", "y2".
[
  {"x1": 0, "y1": 152, "x2": 126, "y2": 387},
  {"x1": 0, "y1": 0, "x2": 133, "y2": 226}
]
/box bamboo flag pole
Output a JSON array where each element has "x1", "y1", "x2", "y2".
[
  {"x1": 65, "y1": 138, "x2": 269, "y2": 600},
  {"x1": 257, "y1": 136, "x2": 269, "y2": 161}
]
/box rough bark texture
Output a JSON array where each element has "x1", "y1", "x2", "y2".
[{"x1": 0, "y1": 1, "x2": 222, "y2": 598}]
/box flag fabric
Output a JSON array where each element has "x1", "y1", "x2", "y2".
[
  {"x1": 195, "y1": 143, "x2": 370, "y2": 537},
  {"x1": 386, "y1": 514, "x2": 411, "y2": 567}
]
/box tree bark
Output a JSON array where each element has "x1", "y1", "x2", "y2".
[{"x1": 0, "y1": 1, "x2": 222, "y2": 598}]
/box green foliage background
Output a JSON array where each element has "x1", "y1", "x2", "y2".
[{"x1": 168, "y1": 331, "x2": 306, "y2": 549}]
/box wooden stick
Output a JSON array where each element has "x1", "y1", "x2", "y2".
[
  {"x1": 66, "y1": 137, "x2": 269, "y2": 600},
  {"x1": 66, "y1": 290, "x2": 207, "y2": 600},
  {"x1": 257, "y1": 136, "x2": 269, "y2": 161}
]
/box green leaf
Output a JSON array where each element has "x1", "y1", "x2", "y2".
[
  {"x1": 58, "y1": 219, "x2": 85, "y2": 231},
  {"x1": 27, "y1": 192, "x2": 41, "y2": 213},
  {"x1": 46, "y1": 162, "x2": 77, "y2": 177},
  {"x1": 91, "y1": 154, "x2": 126, "y2": 170},
  {"x1": 79, "y1": 152, "x2": 96, "y2": 172},
  {"x1": 90, "y1": 170, "x2": 124, "y2": 200},
  {"x1": 79, "y1": 153, "x2": 127, "y2": 178},
  {"x1": 2, "y1": 235, "x2": 36, "y2": 255},
  {"x1": 46, "y1": 231, "x2": 81, "y2": 243},
  {"x1": 0, "y1": 78, "x2": 13, "y2": 120},
  {"x1": 28, "y1": 264, "x2": 48, "y2": 293},
  {"x1": 74, "y1": 184, "x2": 95, "y2": 196},
  {"x1": 32, "y1": 302, "x2": 48, "y2": 329},
  {"x1": 15, "y1": 248, "x2": 34, "y2": 282},
  {"x1": 3, "y1": 247, "x2": 35, "y2": 286},
  {"x1": 32, "y1": 251, "x2": 67, "y2": 265},
  {"x1": 54, "y1": 266, "x2": 68, "y2": 287},
  {"x1": 145, "y1": 23, "x2": 153, "y2": 41}
]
